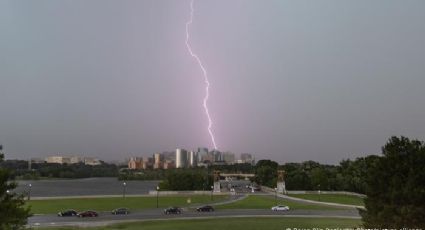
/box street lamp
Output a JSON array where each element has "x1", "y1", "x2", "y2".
[
  {"x1": 156, "y1": 186, "x2": 160, "y2": 208},
  {"x1": 210, "y1": 185, "x2": 214, "y2": 201},
  {"x1": 28, "y1": 184, "x2": 32, "y2": 201},
  {"x1": 318, "y1": 184, "x2": 321, "y2": 201},
  {"x1": 274, "y1": 187, "x2": 277, "y2": 206},
  {"x1": 122, "y1": 182, "x2": 127, "y2": 198}
]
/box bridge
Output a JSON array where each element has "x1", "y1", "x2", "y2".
[{"x1": 220, "y1": 173, "x2": 255, "y2": 181}]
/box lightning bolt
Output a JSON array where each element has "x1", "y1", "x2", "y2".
[{"x1": 185, "y1": 0, "x2": 218, "y2": 150}]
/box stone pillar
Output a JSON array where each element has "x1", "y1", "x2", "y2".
[
  {"x1": 277, "y1": 170, "x2": 286, "y2": 194},
  {"x1": 213, "y1": 170, "x2": 221, "y2": 193}
]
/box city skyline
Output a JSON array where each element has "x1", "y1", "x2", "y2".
[
  {"x1": 1, "y1": 0, "x2": 425, "y2": 164},
  {"x1": 18, "y1": 147, "x2": 254, "y2": 165}
]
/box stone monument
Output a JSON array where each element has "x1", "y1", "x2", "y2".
[
  {"x1": 213, "y1": 170, "x2": 221, "y2": 193},
  {"x1": 277, "y1": 170, "x2": 286, "y2": 194}
]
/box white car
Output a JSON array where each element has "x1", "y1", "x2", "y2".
[{"x1": 271, "y1": 205, "x2": 290, "y2": 211}]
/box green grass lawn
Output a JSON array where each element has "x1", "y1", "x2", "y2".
[
  {"x1": 287, "y1": 193, "x2": 365, "y2": 206},
  {"x1": 36, "y1": 217, "x2": 362, "y2": 230},
  {"x1": 218, "y1": 195, "x2": 348, "y2": 210},
  {"x1": 27, "y1": 195, "x2": 226, "y2": 214}
]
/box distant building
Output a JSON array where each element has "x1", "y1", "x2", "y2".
[
  {"x1": 45, "y1": 155, "x2": 100, "y2": 165},
  {"x1": 153, "y1": 153, "x2": 163, "y2": 169},
  {"x1": 188, "y1": 151, "x2": 198, "y2": 167},
  {"x1": 196, "y1": 147, "x2": 208, "y2": 162},
  {"x1": 240, "y1": 153, "x2": 254, "y2": 165},
  {"x1": 141, "y1": 156, "x2": 154, "y2": 169},
  {"x1": 30, "y1": 158, "x2": 46, "y2": 164},
  {"x1": 70, "y1": 156, "x2": 83, "y2": 164},
  {"x1": 163, "y1": 160, "x2": 175, "y2": 169},
  {"x1": 211, "y1": 150, "x2": 223, "y2": 162},
  {"x1": 45, "y1": 156, "x2": 71, "y2": 164},
  {"x1": 84, "y1": 157, "x2": 101, "y2": 166},
  {"x1": 128, "y1": 157, "x2": 142, "y2": 169},
  {"x1": 223, "y1": 152, "x2": 236, "y2": 164},
  {"x1": 200, "y1": 150, "x2": 214, "y2": 164},
  {"x1": 162, "y1": 151, "x2": 176, "y2": 162},
  {"x1": 175, "y1": 149, "x2": 188, "y2": 168}
]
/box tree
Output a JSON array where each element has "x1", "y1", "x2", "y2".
[
  {"x1": 0, "y1": 148, "x2": 31, "y2": 229},
  {"x1": 360, "y1": 136, "x2": 425, "y2": 228},
  {"x1": 310, "y1": 167, "x2": 328, "y2": 190},
  {"x1": 158, "y1": 169, "x2": 212, "y2": 191},
  {"x1": 254, "y1": 160, "x2": 278, "y2": 187}
]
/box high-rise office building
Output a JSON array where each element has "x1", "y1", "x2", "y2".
[
  {"x1": 188, "y1": 151, "x2": 198, "y2": 167},
  {"x1": 223, "y1": 152, "x2": 236, "y2": 164},
  {"x1": 196, "y1": 147, "x2": 208, "y2": 163},
  {"x1": 176, "y1": 148, "x2": 188, "y2": 168},
  {"x1": 154, "y1": 153, "x2": 163, "y2": 169},
  {"x1": 240, "y1": 153, "x2": 254, "y2": 164},
  {"x1": 211, "y1": 149, "x2": 223, "y2": 162}
]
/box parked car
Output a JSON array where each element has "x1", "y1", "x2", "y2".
[
  {"x1": 112, "y1": 208, "x2": 130, "y2": 215},
  {"x1": 271, "y1": 205, "x2": 290, "y2": 211},
  {"x1": 57, "y1": 209, "x2": 77, "y2": 217},
  {"x1": 163, "y1": 207, "x2": 182, "y2": 214},
  {"x1": 196, "y1": 205, "x2": 214, "y2": 212},
  {"x1": 78, "y1": 210, "x2": 98, "y2": 217}
]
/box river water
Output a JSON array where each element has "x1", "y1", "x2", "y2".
[{"x1": 14, "y1": 178, "x2": 159, "y2": 197}]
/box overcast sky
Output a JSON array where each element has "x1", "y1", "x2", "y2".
[{"x1": 1, "y1": 0, "x2": 425, "y2": 164}]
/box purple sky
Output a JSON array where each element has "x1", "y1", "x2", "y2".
[{"x1": 1, "y1": 0, "x2": 425, "y2": 164}]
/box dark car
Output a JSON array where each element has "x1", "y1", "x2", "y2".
[
  {"x1": 77, "y1": 210, "x2": 98, "y2": 217},
  {"x1": 196, "y1": 205, "x2": 214, "y2": 212},
  {"x1": 112, "y1": 208, "x2": 129, "y2": 215},
  {"x1": 163, "y1": 207, "x2": 182, "y2": 214},
  {"x1": 57, "y1": 209, "x2": 77, "y2": 217}
]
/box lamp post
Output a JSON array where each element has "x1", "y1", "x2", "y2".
[
  {"x1": 156, "y1": 186, "x2": 160, "y2": 208},
  {"x1": 318, "y1": 184, "x2": 321, "y2": 201},
  {"x1": 274, "y1": 187, "x2": 277, "y2": 206},
  {"x1": 28, "y1": 184, "x2": 32, "y2": 201},
  {"x1": 210, "y1": 185, "x2": 214, "y2": 201},
  {"x1": 122, "y1": 182, "x2": 127, "y2": 198}
]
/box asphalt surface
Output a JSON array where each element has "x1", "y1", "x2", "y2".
[
  {"x1": 28, "y1": 208, "x2": 360, "y2": 228},
  {"x1": 23, "y1": 180, "x2": 363, "y2": 228}
]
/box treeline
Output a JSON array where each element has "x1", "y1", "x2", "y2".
[
  {"x1": 360, "y1": 136, "x2": 425, "y2": 228},
  {"x1": 158, "y1": 169, "x2": 213, "y2": 191},
  {"x1": 119, "y1": 158, "x2": 375, "y2": 194},
  {"x1": 120, "y1": 168, "x2": 213, "y2": 191},
  {"x1": 209, "y1": 158, "x2": 376, "y2": 194},
  {"x1": 119, "y1": 163, "x2": 254, "y2": 181},
  {"x1": 118, "y1": 169, "x2": 166, "y2": 181},
  {"x1": 210, "y1": 163, "x2": 254, "y2": 174},
  {"x1": 0, "y1": 161, "x2": 120, "y2": 179},
  {"x1": 254, "y1": 156, "x2": 379, "y2": 194},
  {"x1": 256, "y1": 136, "x2": 425, "y2": 227}
]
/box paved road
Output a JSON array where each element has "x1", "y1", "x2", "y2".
[
  {"x1": 28, "y1": 208, "x2": 360, "y2": 228},
  {"x1": 27, "y1": 193, "x2": 360, "y2": 228}
]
